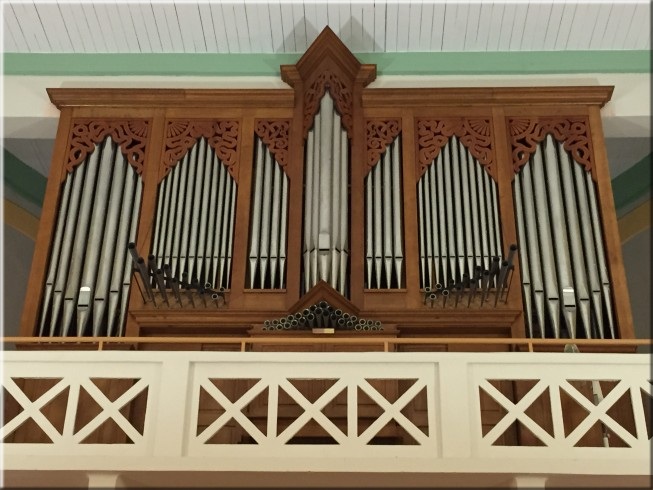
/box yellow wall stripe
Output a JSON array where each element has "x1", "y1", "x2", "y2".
[
  {"x1": 618, "y1": 199, "x2": 651, "y2": 245},
  {"x1": 4, "y1": 199, "x2": 39, "y2": 240}
]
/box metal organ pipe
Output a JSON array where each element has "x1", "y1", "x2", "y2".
[
  {"x1": 417, "y1": 138, "x2": 502, "y2": 295},
  {"x1": 39, "y1": 137, "x2": 141, "y2": 338},
  {"x1": 514, "y1": 138, "x2": 616, "y2": 339},
  {"x1": 364, "y1": 136, "x2": 404, "y2": 289},
  {"x1": 302, "y1": 92, "x2": 350, "y2": 296}
]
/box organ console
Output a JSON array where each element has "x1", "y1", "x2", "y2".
[{"x1": 20, "y1": 27, "x2": 634, "y2": 349}]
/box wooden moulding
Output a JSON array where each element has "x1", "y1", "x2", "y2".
[
  {"x1": 47, "y1": 88, "x2": 295, "y2": 109},
  {"x1": 362, "y1": 86, "x2": 614, "y2": 108}
]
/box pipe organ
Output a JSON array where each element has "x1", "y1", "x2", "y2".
[{"x1": 21, "y1": 28, "x2": 634, "y2": 349}]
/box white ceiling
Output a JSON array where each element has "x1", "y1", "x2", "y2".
[{"x1": 3, "y1": 1, "x2": 651, "y2": 54}]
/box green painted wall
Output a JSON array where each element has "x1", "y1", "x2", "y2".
[
  {"x1": 3, "y1": 149, "x2": 47, "y2": 207},
  {"x1": 612, "y1": 153, "x2": 652, "y2": 212},
  {"x1": 4, "y1": 50, "x2": 650, "y2": 76}
]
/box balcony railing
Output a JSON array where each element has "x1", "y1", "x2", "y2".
[{"x1": 2, "y1": 348, "x2": 650, "y2": 487}]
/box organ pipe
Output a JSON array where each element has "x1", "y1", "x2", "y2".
[
  {"x1": 514, "y1": 136, "x2": 617, "y2": 339},
  {"x1": 364, "y1": 136, "x2": 404, "y2": 289}
]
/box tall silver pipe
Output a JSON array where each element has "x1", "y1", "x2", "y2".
[
  {"x1": 212, "y1": 160, "x2": 227, "y2": 287},
  {"x1": 196, "y1": 140, "x2": 213, "y2": 283},
  {"x1": 171, "y1": 153, "x2": 189, "y2": 278},
  {"x1": 484, "y1": 169, "x2": 498, "y2": 273},
  {"x1": 163, "y1": 155, "x2": 181, "y2": 270},
  {"x1": 92, "y1": 155, "x2": 128, "y2": 335},
  {"x1": 460, "y1": 143, "x2": 474, "y2": 280},
  {"x1": 426, "y1": 144, "x2": 438, "y2": 287},
  {"x1": 330, "y1": 112, "x2": 342, "y2": 290},
  {"x1": 218, "y1": 174, "x2": 234, "y2": 288},
  {"x1": 259, "y1": 148, "x2": 273, "y2": 287},
  {"x1": 557, "y1": 142, "x2": 592, "y2": 338},
  {"x1": 203, "y1": 155, "x2": 219, "y2": 287},
  {"x1": 513, "y1": 176, "x2": 534, "y2": 338},
  {"x1": 249, "y1": 140, "x2": 264, "y2": 287},
  {"x1": 179, "y1": 142, "x2": 198, "y2": 280},
  {"x1": 382, "y1": 149, "x2": 393, "y2": 287},
  {"x1": 391, "y1": 139, "x2": 403, "y2": 288},
  {"x1": 423, "y1": 162, "x2": 434, "y2": 289},
  {"x1": 531, "y1": 148, "x2": 561, "y2": 338},
  {"x1": 366, "y1": 169, "x2": 375, "y2": 288},
  {"x1": 310, "y1": 110, "x2": 321, "y2": 289},
  {"x1": 39, "y1": 175, "x2": 73, "y2": 336},
  {"x1": 269, "y1": 156, "x2": 283, "y2": 288},
  {"x1": 443, "y1": 143, "x2": 456, "y2": 283},
  {"x1": 373, "y1": 151, "x2": 383, "y2": 288},
  {"x1": 436, "y1": 152, "x2": 448, "y2": 287},
  {"x1": 279, "y1": 172, "x2": 289, "y2": 288},
  {"x1": 106, "y1": 167, "x2": 137, "y2": 336},
  {"x1": 61, "y1": 141, "x2": 102, "y2": 335},
  {"x1": 520, "y1": 163, "x2": 546, "y2": 337},
  {"x1": 187, "y1": 139, "x2": 207, "y2": 282},
  {"x1": 467, "y1": 149, "x2": 481, "y2": 276},
  {"x1": 77, "y1": 138, "x2": 116, "y2": 336},
  {"x1": 151, "y1": 175, "x2": 166, "y2": 265},
  {"x1": 490, "y1": 177, "x2": 502, "y2": 276},
  {"x1": 476, "y1": 160, "x2": 490, "y2": 273},
  {"x1": 225, "y1": 180, "x2": 237, "y2": 288},
  {"x1": 304, "y1": 131, "x2": 315, "y2": 291},
  {"x1": 543, "y1": 135, "x2": 576, "y2": 338},
  {"x1": 452, "y1": 138, "x2": 465, "y2": 282},
  {"x1": 585, "y1": 169, "x2": 616, "y2": 339},
  {"x1": 318, "y1": 95, "x2": 334, "y2": 283},
  {"x1": 338, "y1": 128, "x2": 348, "y2": 296},
  {"x1": 117, "y1": 177, "x2": 142, "y2": 337}
]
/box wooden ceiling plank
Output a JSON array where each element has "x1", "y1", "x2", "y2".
[
  {"x1": 56, "y1": 2, "x2": 89, "y2": 53},
  {"x1": 4, "y1": 18, "x2": 18, "y2": 52},
  {"x1": 485, "y1": 3, "x2": 503, "y2": 52},
  {"x1": 33, "y1": 4, "x2": 69, "y2": 52},
  {"x1": 542, "y1": 3, "x2": 564, "y2": 50},
  {"x1": 244, "y1": 2, "x2": 261, "y2": 53},
  {"x1": 407, "y1": 1, "x2": 422, "y2": 52},
  {"x1": 385, "y1": 2, "x2": 398, "y2": 52},
  {"x1": 255, "y1": 3, "x2": 275, "y2": 54},
  {"x1": 291, "y1": 2, "x2": 307, "y2": 52},
  {"x1": 599, "y1": 2, "x2": 623, "y2": 50},
  {"x1": 496, "y1": 3, "x2": 516, "y2": 51},
  {"x1": 304, "y1": 1, "x2": 319, "y2": 47},
  {"x1": 567, "y1": 3, "x2": 599, "y2": 50},
  {"x1": 418, "y1": 1, "x2": 434, "y2": 52},
  {"x1": 179, "y1": 3, "x2": 209, "y2": 53},
  {"x1": 220, "y1": 3, "x2": 241, "y2": 53},
  {"x1": 634, "y1": 5, "x2": 651, "y2": 49},
  {"x1": 326, "y1": 2, "x2": 341, "y2": 42},
  {"x1": 553, "y1": 2, "x2": 576, "y2": 50},
  {"x1": 268, "y1": 2, "x2": 286, "y2": 53},
  {"x1": 207, "y1": 3, "x2": 229, "y2": 54},
  {"x1": 127, "y1": 4, "x2": 153, "y2": 53},
  {"x1": 394, "y1": 1, "x2": 411, "y2": 52},
  {"x1": 361, "y1": 1, "x2": 374, "y2": 52},
  {"x1": 372, "y1": 0, "x2": 385, "y2": 52},
  {"x1": 280, "y1": 2, "x2": 297, "y2": 52},
  {"x1": 350, "y1": 1, "x2": 364, "y2": 53},
  {"x1": 619, "y1": 3, "x2": 644, "y2": 50},
  {"x1": 13, "y1": 2, "x2": 50, "y2": 52},
  {"x1": 588, "y1": 3, "x2": 612, "y2": 50},
  {"x1": 82, "y1": 3, "x2": 110, "y2": 52},
  {"x1": 3, "y1": 8, "x2": 29, "y2": 52},
  {"x1": 91, "y1": 3, "x2": 122, "y2": 53},
  {"x1": 463, "y1": 2, "x2": 482, "y2": 51},
  {"x1": 234, "y1": 1, "x2": 253, "y2": 53},
  {"x1": 313, "y1": 2, "x2": 329, "y2": 35},
  {"x1": 150, "y1": 4, "x2": 173, "y2": 53},
  {"x1": 338, "y1": 2, "x2": 351, "y2": 49},
  {"x1": 509, "y1": 3, "x2": 529, "y2": 51},
  {"x1": 611, "y1": 3, "x2": 637, "y2": 50},
  {"x1": 528, "y1": 3, "x2": 553, "y2": 51},
  {"x1": 474, "y1": 2, "x2": 493, "y2": 52},
  {"x1": 137, "y1": 3, "x2": 163, "y2": 53},
  {"x1": 70, "y1": 3, "x2": 102, "y2": 52}
]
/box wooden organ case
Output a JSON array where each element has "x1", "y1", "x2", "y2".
[{"x1": 22, "y1": 28, "x2": 634, "y2": 350}]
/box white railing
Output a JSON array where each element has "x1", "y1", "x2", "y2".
[{"x1": 2, "y1": 351, "x2": 651, "y2": 478}]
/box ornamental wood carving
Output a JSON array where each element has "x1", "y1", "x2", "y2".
[
  {"x1": 67, "y1": 120, "x2": 149, "y2": 174},
  {"x1": 509, "y1": 117, "x2": 593, "y2": 173},
  {"x1": 303, "y1": 70, "x2": 353, "y2": 138},
  {"x1": 254, "y1": 119, "x2": 291, "y2": 169},
  {"x1": 366, "y1": 119, "x2": 401, "y2": 175},
  {"x1": 416, "y1": 118, "x2": 493, "y2": 179},
  {"x1": 163, "y1": 120, "x2": 239, "y2": 181}
]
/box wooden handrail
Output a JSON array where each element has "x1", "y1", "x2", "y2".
[{"x1": 3, "y1": 336, "x2": 651, "y2": 353}]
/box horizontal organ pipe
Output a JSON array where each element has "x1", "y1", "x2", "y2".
[
  {"x1": 364, "y1": 136, "x2": 404, "y2": 289},
  {"x1": 151, "y1": 137, "x2": 237, "y2": 292},
  {"x1": 417, "y1": 137, "x2": 501, "y2": 292},
  {"x1": 248, "y1": 137, "x2": 289, "y2": 289},
  {"x1": 514, "y1": 137, "x2": 616, "y2": 339},
  {"x1": 302, "y1": 93, "x2": 349, "y2": 296},
  {"x1": 39, "y1": 137, "x2": 141, "y2": 337}
]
